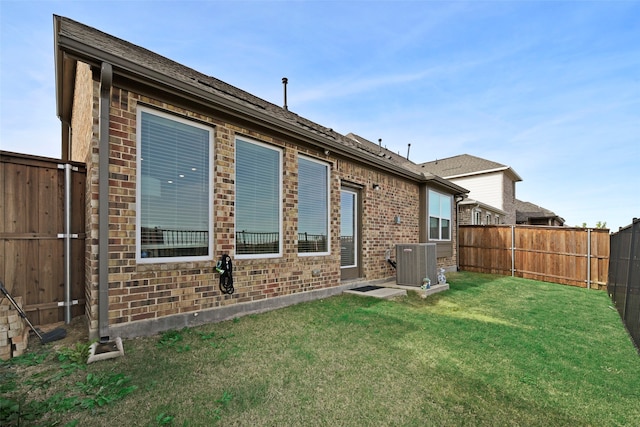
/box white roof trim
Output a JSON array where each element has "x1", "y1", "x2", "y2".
[{"x1": 443, "y1": 166, "x2": 522, "y2": 182}]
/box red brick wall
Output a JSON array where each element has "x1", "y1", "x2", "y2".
[{"x1": 81, "y1": 79, "x2": 456, "y2": 338}]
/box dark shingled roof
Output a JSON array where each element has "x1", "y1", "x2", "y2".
[
  {"x1": 515, "y1": 199, "x2": 565, "y2": 224},
  {"x1": 419, "y1": 154, "x2": 522, "y2": 181},
  {"x1": 54, "y1": 15, "x2": 467, "y2": 195},
  {"x1": 345, "y1": 133, "x2": 426, "y2": 175}
]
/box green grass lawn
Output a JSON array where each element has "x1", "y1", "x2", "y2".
[{"x1": 2, "y1": 272, "x2": 639, "y2": 426}]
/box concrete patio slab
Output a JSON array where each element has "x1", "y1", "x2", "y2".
[
  {"x1": 343, "y1": 279, "x2": 450, "y2": 300},
  {"x1": 344, "y1": 286, "x2": 407, "y2": 299}
]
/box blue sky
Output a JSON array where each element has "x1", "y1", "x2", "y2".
[{"x1": 1, "y1": 0, "x2": 638, "y2": 231}]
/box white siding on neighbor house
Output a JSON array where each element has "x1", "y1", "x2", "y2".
[{"x1": 449, "y1": 173, "x2": 504, "y2": 211}]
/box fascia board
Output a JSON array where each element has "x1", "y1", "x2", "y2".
[
  {"x1": 459, "y1": 199, "x2": 506, "y2": 215},
  {"x1": 425, "y1": 175, "x2": 469, "y2": 195},
  {"x1": 56, "y1": 35, "x2": 434, "y2": 183},
  {"x1": 444, "y1": 166, "x2": 523, "y2": 182}
]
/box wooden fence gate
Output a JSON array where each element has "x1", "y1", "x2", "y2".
[
  {"x1": 0, "y1": 152, "x2": 86, "y2": 325},
  {"x1": 459, "y1": 225, "x2": 610, "y2": 289}
]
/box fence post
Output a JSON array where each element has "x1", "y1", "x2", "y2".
[
  {"x1": 587, "y1": 228, "x2": 592, "y2": 289},
  {"x1": 57, "y1": 163, "x2": 79, "y2": 324},
  {"x1": 511, "y1": 225, "x2": 515, "y2": 277},
  {"x1": 622, "y1": 221, "x2": 638, "y2": 322}
]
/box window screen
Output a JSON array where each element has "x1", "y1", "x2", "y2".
[
  {"x1": 138, "y1": 109, "x2": 212, "y2": 261},
  {"x1": 298, "y1": 157, "x2": 329, "y2": 254},
  {"x1": 236, "y1": 138, "x2": 281, "y2": 256},
  {"x1": 428, "y1": 190, "x2": 452, "y2": 241}
]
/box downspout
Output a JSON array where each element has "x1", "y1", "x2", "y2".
[
  {"x1": 58, "y1": 120, "x2": 78, "y2": 324},
  {"x1": 98, "y1": 62, "x2": 112, "y2": 342},
  {"x1": 63, "y1": 162, "x2": 73, "y2": 323}
]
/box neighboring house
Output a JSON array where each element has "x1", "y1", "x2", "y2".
[
  {"x1": 515, "y1": 199, "x2": 565, "y2": 226},
  {"x1": 53, "y1": 16, "x2": 468, "y2": 340},
  {"x1": 458, "y1": 199, "x2": 506, "y2": 226},
  {"x1": 419, "y1": 154, "x2": 522, "y2": 225}
]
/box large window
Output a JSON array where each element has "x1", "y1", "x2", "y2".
[
  {"x1": 137, "y1": 107, "x2": 213, "y2": 262},
  {"x1": 298, "y1": 156, "x2": 329, "y2": 255},
  {"x1": 429, "y1": 190, "x2": 452, "y2": 241},
  {"x1": 236, "y1": 138, "x2": 282, "y2": 257}
]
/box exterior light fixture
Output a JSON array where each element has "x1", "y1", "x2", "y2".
[{"x1": 372, "y1": 183, "x2": 381, "y2": 191}]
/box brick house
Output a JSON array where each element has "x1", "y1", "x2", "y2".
[
  {"x1": 515, "y1": 199, "x2": 565, "y2": 226},
  {"x1": 419, "y1": 154, "x2": 522, "y2": 225},
  {"x1": 53, "y1": 16, "x2": 468, "y2": 340}
]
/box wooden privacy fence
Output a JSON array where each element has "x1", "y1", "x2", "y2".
[
  {"x1": 607, "y1": 218, "x2": 640, "y2": 350},
  {"x1": 459, "y1": 225, "x2": 610, "y2": 289},
  {"x1": 0, "y1": 152, "x2": 86, "y2": 325}
]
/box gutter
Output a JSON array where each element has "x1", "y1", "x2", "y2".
[
  {"x1": 54, "y1": 23, "x2": 466, "y2": 192},
  {"x1": 98, "y1": 62, "x2": 112, "y2": 342},
  {"x1": 442, "y1": 166, "x2": 523, "y2": 182},
  {"x1": 459, "y1": 199, "x2": 507, "y2": 216}
]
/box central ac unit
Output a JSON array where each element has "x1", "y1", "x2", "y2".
[{"x1": 396, "y1": 243, "x2": 437, "y2": 287}]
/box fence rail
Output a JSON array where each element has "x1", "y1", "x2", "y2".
[
  {"x1": 459, "y1": 225, "x2": 610, "y2": 289},
  {"x1": 607, "y1": 218, "x2": 640, "y2": 351},
  {"x1": 236, "y1": 231, "x2": 279, "y2": 255},
  {"x1": 0, "y1": 152, "x2": 86, "y2": 325}
]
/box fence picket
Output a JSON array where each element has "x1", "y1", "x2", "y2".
[
  {"x1": 459, "y1": 225, "x2": 610, "y2": 289},
  {"x1": 1, "y1": 152, "x2": 86, "y2": 325},
  {"x1": 608, "y1": 219, "x2": 640, "y2": 350}
]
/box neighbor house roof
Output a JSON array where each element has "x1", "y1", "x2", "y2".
[
  {"x1": 515, "y1": 199, "x2": 565, "y2": 225},
  {"x1": 419, "y1": 154, "x2": 522, "y2": 182},
  {"x1": 344, "y1": 133, "x2": 464, "y2": 190},
  {"x1": 459, "y1": 199, "x2": 507, "y2": 216},
  {"x1": 53, "y1": 15, "x2": 468, "y2": 195}
]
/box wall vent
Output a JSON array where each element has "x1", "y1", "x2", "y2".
[{"x1": 396, "y1": 243, "x2": 437, "y2": 287}]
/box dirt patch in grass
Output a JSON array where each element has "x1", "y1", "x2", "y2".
[{"x1": 28, "y1": 315, "x2": 90, "y2": 351}]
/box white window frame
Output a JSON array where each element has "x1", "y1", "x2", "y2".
[
  {"x1": 234, "y1": 137, "x2": 283, "y2": 259},
  {"x1": 340, "y1": 188, "x2": 358, "y2": 269},
  {"x1": 474, "y1": 210, "x2": 481, "y2": 225},
  {"x1": 298, "y1": 155, "x2": 331, "y2": 256},
  {"x1": 428, "y1": 189, "x2": 452, "y2": 241},
  {"x1": 135, "y1": 106, "x2": 214, "y2": 264}
]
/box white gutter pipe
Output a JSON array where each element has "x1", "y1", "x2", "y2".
[{"x1": 63, "y1": 163, "x2": 72, "y2": 323}]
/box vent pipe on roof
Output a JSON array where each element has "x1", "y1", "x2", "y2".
[
  {"x1": 407, "y1": 143, "x2": 411, "y2": 160},
  {"x1": 282, "y1": 77, "x2": 288, "y2": 110},
  {"x1": 378, "y1": 138, "x2": 382, "y2": 148}
]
